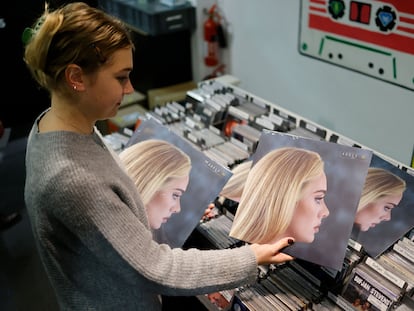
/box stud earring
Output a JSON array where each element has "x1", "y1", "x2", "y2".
[{"x1": 73, "y1": 85, "x2": 77, "y2": 90}]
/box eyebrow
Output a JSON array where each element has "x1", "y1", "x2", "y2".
[
  {"x1": 119, "y1": 67, "x2": 132, "y2": 73},
  {"x1": 173, "y1": 188, "x2": 186, "y2": 193}
]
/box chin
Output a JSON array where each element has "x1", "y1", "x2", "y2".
[
  {"x1": 304, "y1": 237, "x2": 314, "y2": 243},
  {"x1": 151, "y1": 223, "x2": 161, "y2": 230},
  {"x1": 108, "y1": 110, "x2": 119, "y2": 118},
  {"x1": 296, "y1": 235, "x2": 314, "y2": 244}
]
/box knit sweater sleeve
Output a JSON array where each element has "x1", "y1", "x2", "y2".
[{"x1": 26, "y1": 129, "x2": 258, "y2": 298}]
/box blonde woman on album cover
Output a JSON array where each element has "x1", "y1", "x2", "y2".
[
  {"x1": 203, "y1": 160, "x2": 252, "y2": 219},
  {"x1": 230, "y1": 147, "x2": 330, "y2": 244},
  {"x1": 119, "y1": 139, "x2": 191, "y2": 230},
  {"x1": 354, "y1": 167, "x2": 406, "y2": 232},
  {"x1": 220, "y1": 160, "x2": 252, "y2": 202}
]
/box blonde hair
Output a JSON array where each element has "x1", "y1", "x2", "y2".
[
  {"x1": 357, "y1": 167, "x2": 406, "y2": 211},
  {"x1": 119, "y1": 139, "x2": 191, "y2": 205},
  {"x1": 220, "y1": 160, "x2": 252, "y2": 201},
  {"x1": 229, "y1": 147, "x2": 325, "y2": 244},
  {"x1": 24, "y1": 2, "x2": 133, "y2": 95}
]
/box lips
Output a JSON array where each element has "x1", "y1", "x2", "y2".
[{"x1": 314, "y1": 222, "x2": 322, "y2": 231}]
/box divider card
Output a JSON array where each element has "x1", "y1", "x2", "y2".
[
  {"x1": 352, "y1": 153, "x2": 414, "y2": 258},
  {"x1": 244, "y1": 130, "x2": 372, "y2": 270},
  {"x1": 126, "y1": 117, "x2": 232, "y2": 248}
]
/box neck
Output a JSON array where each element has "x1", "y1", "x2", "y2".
[{"x1": 49, "y1": 107, "x2": 94, "y2": 135}]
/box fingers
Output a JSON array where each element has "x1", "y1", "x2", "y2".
[
  {"x1": 277, "y1": 237, "x2": 295, "y2": 254},
  {"x1": 250, "y1": 237, "x2": 296, "y2": 265},
  {"x1": 272, "y1": 252, "x2": 295, "y2": 263},
  {"x1": 271, "y1": 237, "x2": 295, "y2": 263},
  {"x1": 201, "y1": 203, "x2": 217, "y2": 221}
]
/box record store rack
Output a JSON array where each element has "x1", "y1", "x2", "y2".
[{"x1": 104, "y1": 77, "x2": 414, "y2": 311}]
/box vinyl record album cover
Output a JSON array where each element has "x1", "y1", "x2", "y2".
[
  {"x1": 341, "y1": 265, "x2": 398, "y2": 311},
  {"x1": 230, "y1": 130, "x2": 373, "y2": 270},
  {"x1": 126, "y1": 117, "x2": 232, "y2": 248},
  {"x1": 351, "y1": 153, "x2": 414, "y2": 258}
]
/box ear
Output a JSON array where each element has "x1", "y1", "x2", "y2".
[{"x1": 65, "y1": 64, "x2": 84, "y2": 91}]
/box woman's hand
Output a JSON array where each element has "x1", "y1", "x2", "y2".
[
  {"x1": 201, "y1": 203, "x2": 217, "y2": 221},
  {"x1": 250, "y1": 237, "x2": 295, "y2": 265}
]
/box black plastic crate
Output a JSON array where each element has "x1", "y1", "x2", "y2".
[{"x1": 98, "y1": 0, "x2": 195, "y2": 36}]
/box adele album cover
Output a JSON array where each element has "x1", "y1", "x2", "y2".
[
  {"x1": 126, "y1": 117, "x2": 232, "y2": 248},
  {"x1": 230, "y1": 130, "x2": 373, "y2": 270},
  {"x1": 350, "y1": 153, "x2": 414, "y2": 258}
]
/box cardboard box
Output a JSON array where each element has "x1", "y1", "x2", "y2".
[
  {"x1": 120, "y1": 91, "x2": 146, "y2": 108},
  {"x1": 147, "y1": 81, "x2": 196, "y2": 110},
  {"x1": 107, "y1": 104, "x2": 148, "y2": 134}
]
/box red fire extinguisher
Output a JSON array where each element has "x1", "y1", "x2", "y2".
[{"x1": 204, "y1": 4, "x2": 219, "y2": 67}]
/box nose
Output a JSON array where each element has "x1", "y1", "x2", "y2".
[
  {"x1": 382, "y1": 211, "x2": 391, "y2": 222},
  {"x1": 172, "y1": 202, "x2": 181, "y2": 214},
  {"x1": 124, "y1": 79, "x2": 135, "y2": 95},
  {"x1": 320, "y1": 201, "x2": 330, "y2": 219}
]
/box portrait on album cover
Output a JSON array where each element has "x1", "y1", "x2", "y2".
[
  {"x1": 351, "y1": 153, "x2": 414, "y2": 258},
  {"x1": 231, "y1": 130, "x2": 373, "y2": 271},
  {"x1": 126, "y1": 117, "x2": 232, "y2": 248}
]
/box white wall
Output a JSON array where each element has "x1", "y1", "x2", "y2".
[{"x1": 191, "y1": 0, "x2": 414, "y2": 166}]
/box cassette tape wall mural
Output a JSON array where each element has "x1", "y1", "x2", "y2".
[{"x1": 299, "y1": 0, "x2": 414, "y2": 91}]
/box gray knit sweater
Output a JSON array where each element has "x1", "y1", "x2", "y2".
[{"x1": 24, "y1": 112, "x2": 257, "y2": 310}]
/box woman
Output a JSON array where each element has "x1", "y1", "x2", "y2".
[
  {"x1": 219, "y1": 160, "x2": 252, "y2": 203},
  {"x1": 23, "y1": 3, "x2": 294, "y2": 310},
  {"x1": 119, "y1": 139, "x2": 191, "y2": 230},
  {"x1": 354, "y1": 167, "x2": 406, "y2": 232},
  {"x1": 230, "y1": 147, "x2": 330, "y2": 244}
]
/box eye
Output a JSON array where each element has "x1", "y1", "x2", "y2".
[
  {"x1": 117, "y1": 76, "x2": 129, "y2": 85},
  {"x1": 315, "y1": 196, "x2": 325, "y2": 204},
  {"x1": 384, "y1": 205, "x2": 392, "y2": 212},
  {"x1": 117, "y1": 77, "x2": 128, "y2": 82},
  {"x1": 173, "y1": 193, "x2": 181, "y2": 200}
]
